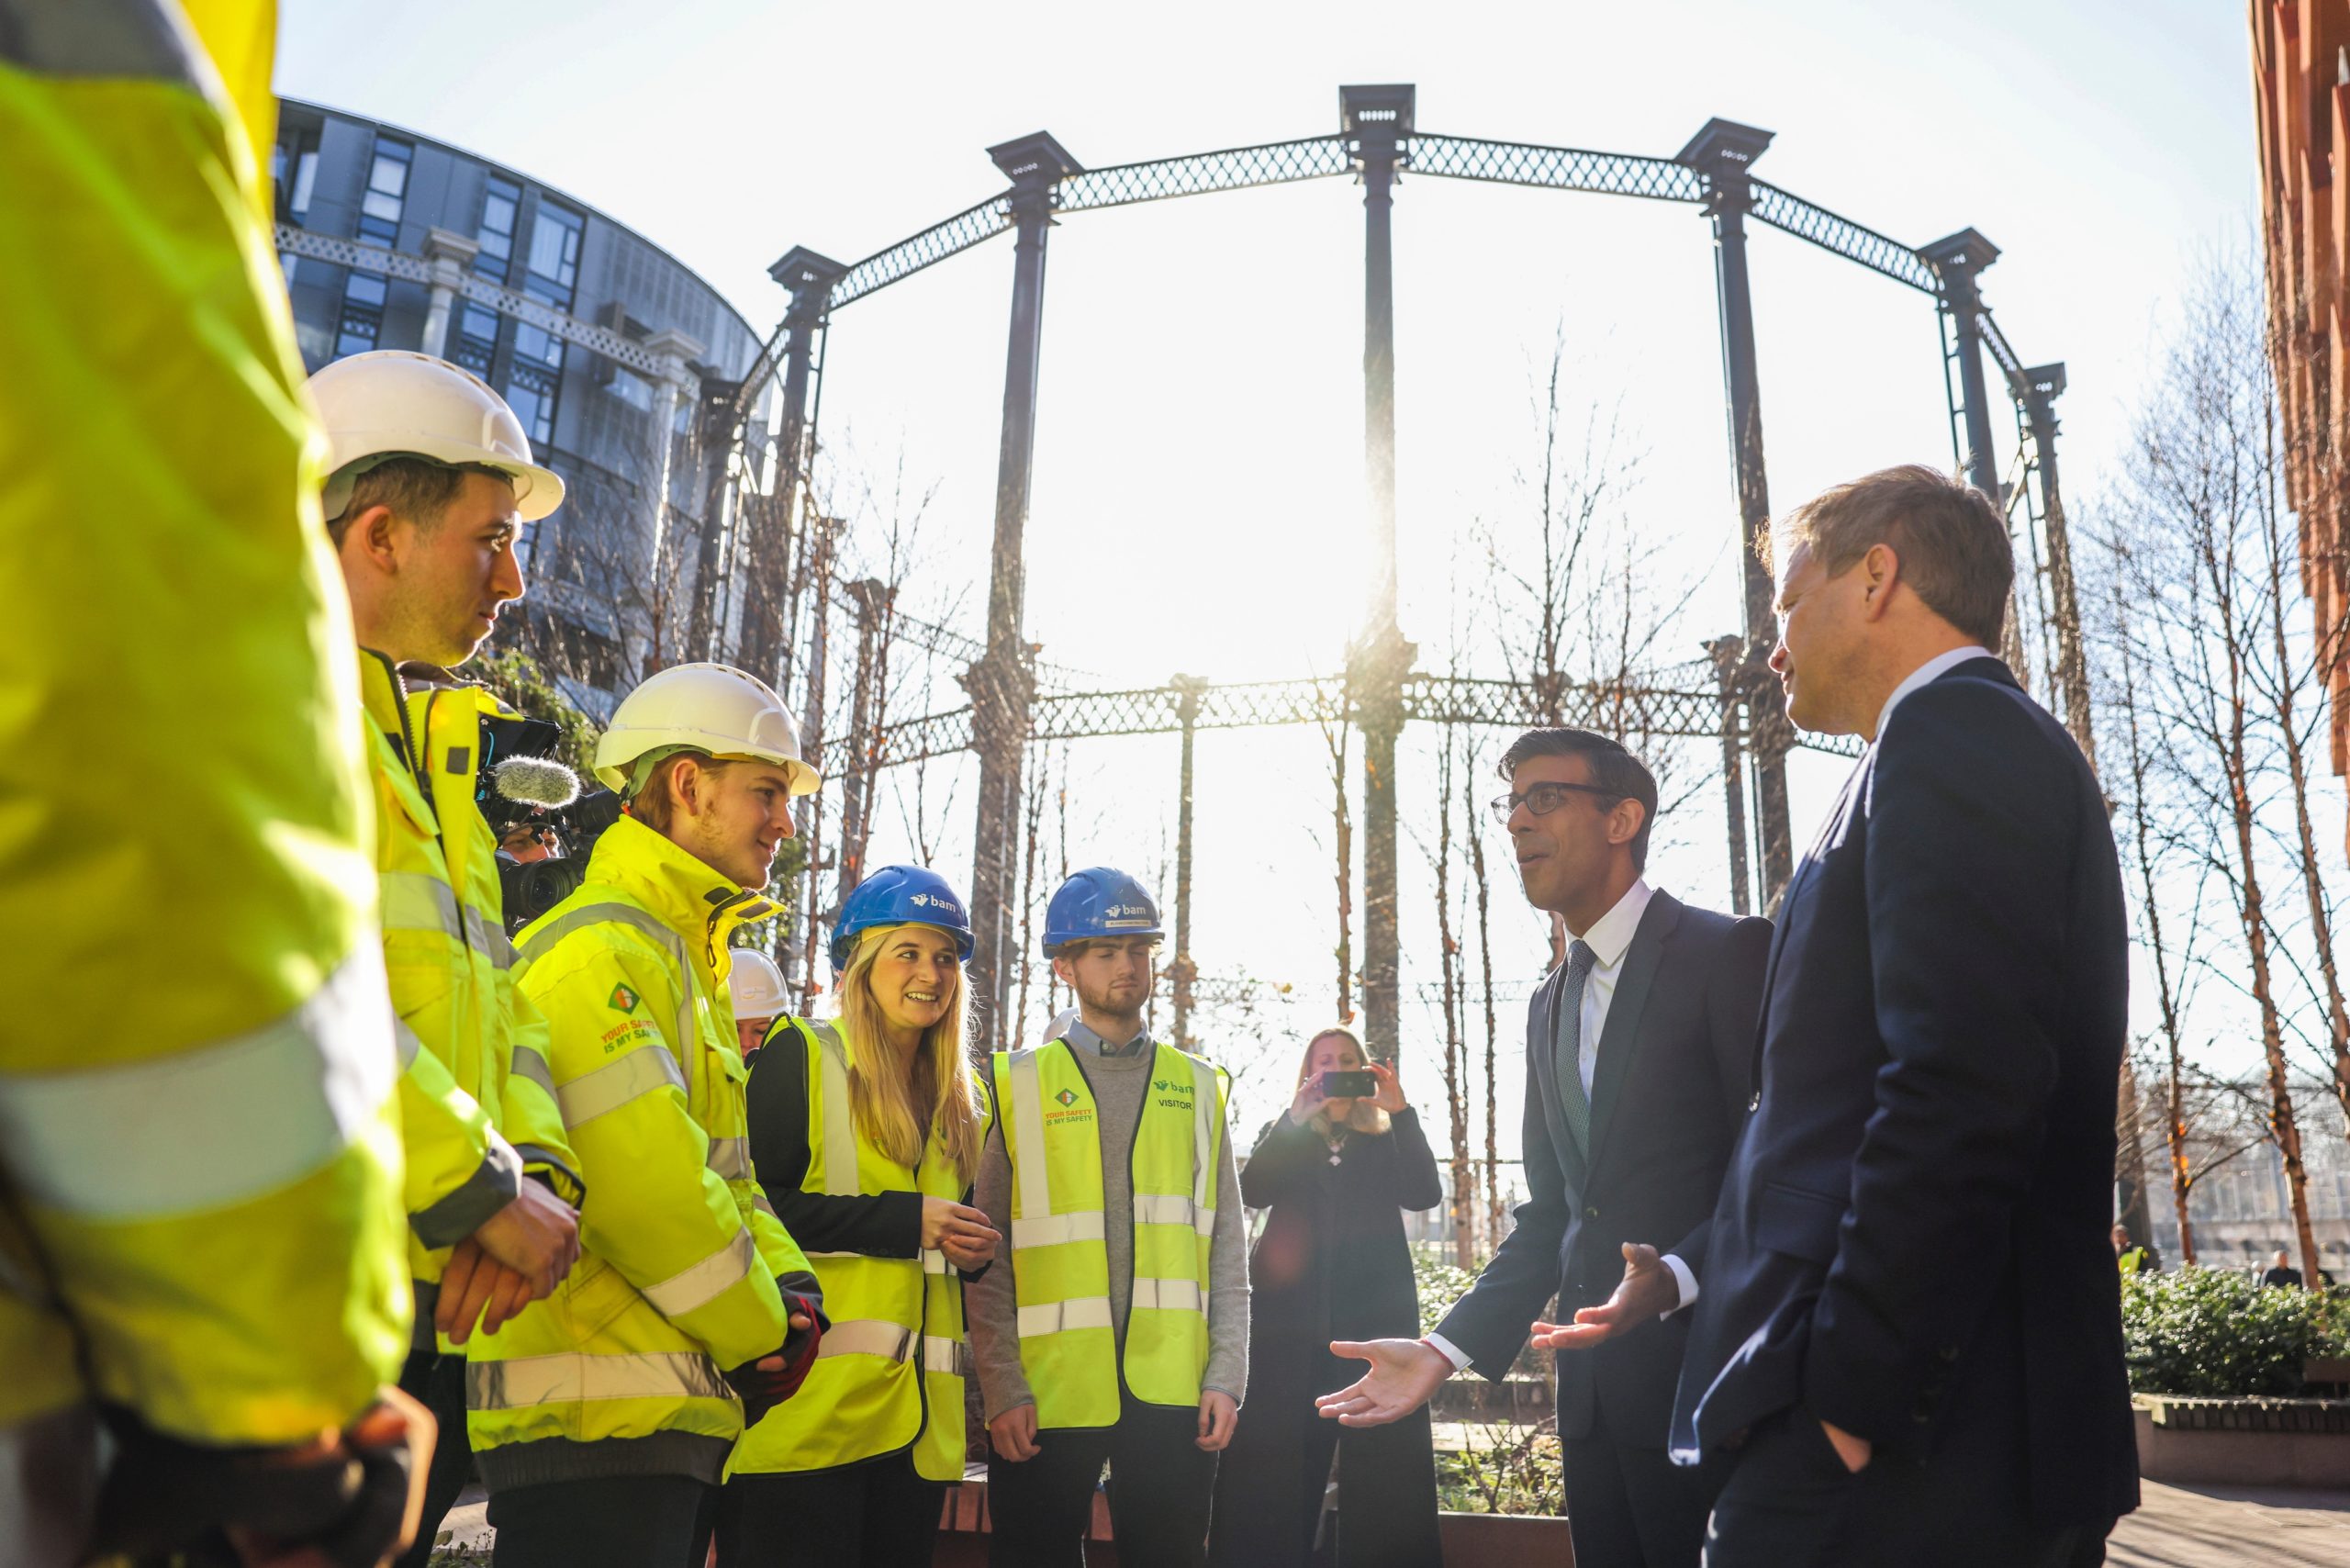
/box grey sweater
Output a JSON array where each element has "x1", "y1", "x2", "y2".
[{"x1": 969, "y1": 1024, "x2": 1249, "y2": 1421}]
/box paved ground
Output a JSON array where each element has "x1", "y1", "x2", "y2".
[
  {"x1": 432, "y1": 1477, "x2": 2350, "y2": 1564},
  {"x1": 2107, "y1": 1482, "x2": 2350, "y2": 1567}
]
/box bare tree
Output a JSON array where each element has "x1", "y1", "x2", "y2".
[{"x1": 2104, "y1": 252, "x2": 2329, "y2": 1283}]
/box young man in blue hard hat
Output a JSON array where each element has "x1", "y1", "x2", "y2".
[{"x1": 966, "y1": 868, "x2": 1249, "y2": 1568}]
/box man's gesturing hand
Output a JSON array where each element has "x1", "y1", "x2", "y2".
[
  {"x1": 1315, "y1": 1338, "x2": 1451, "y2": 1428},
  {"x1": 1196, "y1": 1390, "x2": 1238, "y2": 1451},
  {"x1": 989, "y1": 1403, "x2": 1041, "y2": 1462},
  {"x1": 1530, "y1": 1243, "x2": 1676, "y2": 1351}
]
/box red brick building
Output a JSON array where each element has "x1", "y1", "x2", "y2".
[{"x1": 2252, "y1": 3, "x2": 2350, "y2": 860}]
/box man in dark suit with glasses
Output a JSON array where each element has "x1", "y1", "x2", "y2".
[{"x1": 1315, "y1": 728, "x2": 1769, "y2": 1568}]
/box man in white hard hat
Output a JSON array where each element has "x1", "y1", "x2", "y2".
[
  {"x1": 469, "y1": 663, "x2": 829, "y2": 1567},
  {"x1": 729, "y1": 948, "x2": 791, "y2": 1056},
  {"x1": 310, "y1": 349, "x2": 588, "y2": 1567}
]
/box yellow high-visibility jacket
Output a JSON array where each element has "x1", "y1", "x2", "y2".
[
  {"x1": 469, "y1": 815, "x2": 821, "y2": 1489},
  {"x1": 360, "y1": 653, "x2": 582, "y2": 1303},
  {"x1": 0, "y1": 0, "x2": 408, "y2": 1462}
]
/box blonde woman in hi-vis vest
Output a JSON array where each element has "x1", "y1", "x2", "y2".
[{"x1": 720, "y1": 866, "x2": 997, "y2": 1567}]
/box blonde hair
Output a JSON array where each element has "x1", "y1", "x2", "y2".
[
  {"x1": 628, "y1": 751, "x2": 733, "y2": 834},
  {"x1": 1294, "y1": 1025, "x2": 1389, "y2": 1137},
  {"x1": 834, "y1": 925, "x2": 986, "y2": 1181}
]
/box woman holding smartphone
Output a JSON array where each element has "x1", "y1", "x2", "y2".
[
  {"x1": 1208, "y1": 1027, "x2": 1445, "y2": 1568},
  {"x1": 720, "y1": 867, "x2": 998, "y2": 1567}
]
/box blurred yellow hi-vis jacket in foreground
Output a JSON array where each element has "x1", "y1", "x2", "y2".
[{"x1": 0, "y1": 0, "x2": 409, "y2": 1479}]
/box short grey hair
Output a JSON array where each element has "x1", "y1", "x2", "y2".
[{"x1": 1763, "y1": 465, "x2": 2013, "y2": 647}]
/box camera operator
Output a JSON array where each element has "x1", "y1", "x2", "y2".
[
  {"x1": 1208, "y1": 1029, "x2": 1444, "y2": 1568},
  {"x1": 311, "y1": 351, "x2": 588, "y2": 1568}
]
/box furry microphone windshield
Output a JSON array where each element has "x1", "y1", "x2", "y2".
[{"x1": 492, "y1": 754, "x2": 581, "y2": 809}]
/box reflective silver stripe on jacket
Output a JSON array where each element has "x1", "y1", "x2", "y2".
[
  {"x1": 468, "y1": 1348, "x2": 731, "y2": 1409},
  {"x1": 519, "y1": 902, "x2": 700, "y2": 1109},
  {"x1": 508, "y1": 1043, "x2": 554, "y2": 1094},
  {"x1": 556, "y1": 1046, "x2": 686, "y2": 1128},
  {"x1": 706, "y1": 1137, "x2": 751, "y2": 1182},
  {"x1": 1130, "y1": 1276, "x2": 1203, "y2": 1313},
  {"x1": 1011, "y1": 1211, "x2": 1105, "y2": 1249},
  {"x1": 1016, "y1": 1296, "x2": 1113, "y2": 1337},
  {"x1": 923, "y1": 1336, "x2": 969, "y2": 1377},
  {"x1": 1004, "y1": 1047, "x2": 1054, "y2": 1226},
  {"x1": 1191, "y1": 1058, "x2": 1218, "y2": 1210},
  {"x1": 816, "y1": 1318, "x2": 914, "y2": 1361},
  {"x1": 641, "y1": 1227, "x2": 757, "y2": 1318},
  {"x1": 810, "y1": 1021, "x2": 858, "y2": 1197},
  {"x1": 380, "y1": 869, "x2": 516, "y2": 969},
  {"x1": 393, "y1": 1016, "x2": 424, "y2": 1070},
  {"x1": 1131, "y1": 1192, "x2": 1214, "y2": 1238},
  {"x1": 0, "y1": 945, "x2": 397, "y2": 1219},
  {"x1": 923, "y1": 1248, "x2": 948, "y2": 1275}
]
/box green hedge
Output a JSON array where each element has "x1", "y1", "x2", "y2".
[{"x1": 2121, "y1": 1268, "x2": 2350, "y2": 1397}]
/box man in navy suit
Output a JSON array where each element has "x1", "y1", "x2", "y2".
[
  {"x1": 1563, "y1": 465, "x2": 2138, "y2": 1564},
  {"x1": 1311, "y1": 729, "x2": 1769, "y2": 1566}
]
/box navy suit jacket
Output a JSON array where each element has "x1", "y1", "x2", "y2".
[
  {"x1": 1437, "y1": 890, "x2": 1769, "y2": 1445},
  {"x1": 1669, "y1": 657, "x2": 2139, "y2": 1529}
]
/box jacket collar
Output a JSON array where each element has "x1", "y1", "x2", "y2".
[{"x1": 586, "y1": 814, "x2": 783, "y2": 972}]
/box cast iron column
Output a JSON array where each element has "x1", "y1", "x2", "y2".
[
  {"x1": 966, "y1": 132, "x2": 1080, "y2": 1052},
  {"x1": 1169, "y1": 675, "x2": 1206, "y2": 1049},
  {"x1": 838, "y1": 577, "x2": 893, "y2": 902},
  {"x1": 1343, "y1": 84, "x2": 1416, "y2": 1064},
  {"x1": 1679, "y1": 118, "x2": 1791, "y2": 907},
  {"x1": 1923, "y1": 229, "x2": 2004, "y2": 504}
]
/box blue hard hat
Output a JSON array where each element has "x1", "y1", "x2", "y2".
[
  {"x1": 1042, "y1": 867, "x2": 1164, "y2": 956},
  {"x1": 831, "y1": 865, "x2": 975, "y2": 973}
]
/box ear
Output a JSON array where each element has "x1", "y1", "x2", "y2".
[
  {"x1": 1050, "y1": 952, "x2": 1074, "y2": 986},
  {"x1": 1607, "y1": 796, "x2": 1647, "y2": 850},
  {"x1": 1858, "y1": 541, "x2": 1902, "y2": 622},
  {"x1": 344, "y1": 504, "x2": 404, "y2": 574},
  {"x1": 667, "y1": 756, "x2": 704, "y2": 817}
]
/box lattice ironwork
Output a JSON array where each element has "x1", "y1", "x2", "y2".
[
  {"x1": 822, "y1": 665, "x2": 1863, "y2": 772},
  {"x1": 1745, "y1": 182, "x2": 1938, "y2": 294},
  {"x1": 830, "y1": 195, "x2": 1015, "y2": 310},
  {"x1": 1405, "y1": 135, "x2": 1702, "y2": 203},
  {"x1": 1059, "y1": 137, "x2": 1352, "y2": 211},
  {"x1": 275, "y1": 225, "x2": 674, "y2": 375}
]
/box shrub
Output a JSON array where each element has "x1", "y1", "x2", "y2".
[{"x1": 2121, "y1": 1267, "x2": 2350, "y2": 1397}]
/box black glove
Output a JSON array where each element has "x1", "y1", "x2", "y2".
[
  {"x1": 88, "y1": 1391, "x2": 429, "y2": 1568},
  {"x1": 723, "y1": 1287, "x2": 827, "y2": 1428}
]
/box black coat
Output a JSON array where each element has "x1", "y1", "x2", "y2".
[
  {"x1": 1434, "y1": 890, "x2": 1770, "y2": 1447},
  {"x1": 1672, "y1": 657, "x2": 2141, "y2": 1533},
  {"x1": 1208, "y1": 1107, "x2": 1445, "y2": 1568}
]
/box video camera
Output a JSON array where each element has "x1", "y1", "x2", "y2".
[{"x1": 477, "y1": 714, "x2": 627, "y2": 935}]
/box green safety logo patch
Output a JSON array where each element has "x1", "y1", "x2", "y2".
[
  {"x1": 609, "y1": 983, "x2": 641, "y2": 1014},
  {"x1": 1055, "y1": 1087, "x2": 1079, "y2": 1107}
]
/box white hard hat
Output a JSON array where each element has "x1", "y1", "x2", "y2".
[
  {"x1": 728, "y1": 948, "x2": 790, "y2": 1020},
  {"x1": 594, "y1": 662, "x2": 822, "y2": 797},
  {"x1": 308, "y1": 350, "x2": 566, "y2": 522}
]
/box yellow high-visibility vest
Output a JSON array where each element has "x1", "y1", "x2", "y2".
[
  {"x1": 361, "y1": 653, "x2": 582, "y2": 1299},
  {"x1": 467, "y1": 816, "x2": 814, "y2": 1471},
  {"x1": 0, "y1": 0, "x2": 408, "y2": 1455},
  {"x1": 732, "y1": 1018, "x2": 980, "y2": 1481},
  {"x1": 990, "y1": 1039, "x2": 1225, "y2": 1430}
]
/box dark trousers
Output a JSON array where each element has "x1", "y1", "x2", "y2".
[
  {"x1": 1701, "y1": 1409, "x2": 2109, "y2": 1568},
  {"x1": 1561, "y1": 1432, "x2": 1715, "y2": 1568},
  {"x1": 713, "y1": 1454, "x2": 946, "y2": 1568},
  {"x1": 487, "y1": 1474, "x2": 713, "y2": 1568},
  {"x1": 986, "y1": 1396, "x2": 1217, "y2": 1568},
  {"x1": 393, "y1": 1350, "x2": 473, "y2": 1568}
]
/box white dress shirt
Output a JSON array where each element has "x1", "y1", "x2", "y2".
[
  {"x1": 1874, "y1": 644, "x2": 1993, "y2": 741},
  {"x1": 1426, "y1": 879, "x2": 1696, "y2": 1373}
]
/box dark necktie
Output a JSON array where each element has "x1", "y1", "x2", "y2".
[{"x1": 1557, "y1": 940, "x2": 1596, "y2": 1152}]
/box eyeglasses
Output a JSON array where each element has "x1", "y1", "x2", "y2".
[{"x1": 1489, "y1": 781, "x2": 1618, "y2": 826}]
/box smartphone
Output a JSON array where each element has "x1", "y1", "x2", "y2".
[{"x1": 1316, "y1": 1070, "x2": 1378, "y2": 1098}]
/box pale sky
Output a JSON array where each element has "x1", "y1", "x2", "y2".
[{"x1": 277, "y1": 2, "x2": 2333, "y2": 1152}]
